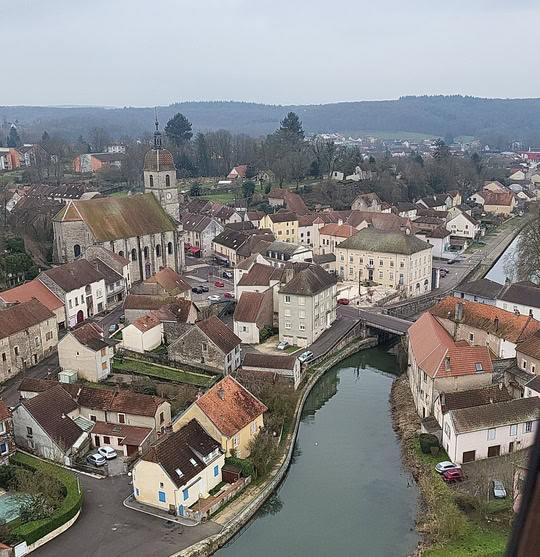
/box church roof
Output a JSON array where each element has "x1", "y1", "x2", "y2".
[
  {"x1": 143, "y1": 149, "x2": 176, "y2": 172},
  {"x1": 53, "y1": 194, "x2": 177, "y2": 242}
]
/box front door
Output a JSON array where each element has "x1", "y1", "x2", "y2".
[
  {"x1": 145, "y1": 263, "x2": 151, "y2": 279},
  {"x1": 76, "y1": 310, "x2": 84, "y2": 323},
  {"x1": 368, "y1": 269, "x2": 374, "y2": 281},
  {"x1": 462, "y1": 450, "x2": 475, "y2": 463},
  {"x1": 178, "y1": 505, "x2": 184, "y2": 516},
  {"x1": 509, "y1": 442, "x2": 514, "y2": 453},
  {"x1": 94, "y1": 436, "x2": 100, "y2": 447},
  {"x1": 488, "y1": 445, "x2": 501, "y2": 458}
]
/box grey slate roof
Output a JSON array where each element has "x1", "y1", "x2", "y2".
[
  {"x1": 279, "y1": 264, "x2": 336, "y2": 296},
  {"x1": 453, "y1": 279, "x2": 504, "y2": 299},
  {"x1": 525, "y1": 375, "x2": 540, "y2": 394},
  {"x1": 43, "y1": 259, "x2": 104, "y2": 292},
  {"x1": 337, "y1": 228, "x2": 431, "y2": 255},
  {"x1": 442, "y1": 384, "x2": 511, "y2": 411},
  {"x1": 212, "y1": 229, "x2": 249, "y2": 250},
  {"x1": 266, "y1": 241, "x2": 303, "y2": 256},
  {"x1": 499, "y1": 281, "x2": 540, "y2": 308}
]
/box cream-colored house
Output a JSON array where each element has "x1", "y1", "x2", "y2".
[
  {"x1": 233, "y1": 290, "x2": 273, "y2": 344},
  {"x1": 318, "y1": 223, "x2": 356, "y2": 255},
  {"x1": 446, "y1": 212, "x2": 480, "y2": 240},
  {"x1": 122, "y1": 313, "x2": 163, "y2": 353},
  {"x1": 173, "y1": 376, "x2": 267, "y2": 458},
  {"x1": 259, "y1": 212, "x2": 299, "y2": 244},
  {"x1": 133, "y1": 419, "x2": 224, "y2": 518},
  {"x1": 482, "y1": 192, "x2": 516, "y2": 215},
  {"x1": 58, "y1": 322, "x2": 116, "y2": 382},
  {"x1": 336, "y1": 228, "x2": 433, "y2": 298}
]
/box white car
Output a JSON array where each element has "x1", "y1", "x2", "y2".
[
  {"x1": 435, "y1": 461, "x2": 461, "y2": 474},
  {"x1": 492, "y1": 480, "x2": 507, "y2": 499},
  {"x1": 97, "y1": 446, "x2": 117, "y2": 460},
  {"x1": 298, "y1": 351, "x2": 314, "y2": 364},
  {"x1": 208, "y1": 295, "x2": 221, "y2": 302}
]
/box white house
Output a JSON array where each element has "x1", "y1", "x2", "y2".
[
  {"x1": 495, "y1": 281, "x2": 540, "y2": 319},
  {"x1": 416, "y1": 227, "x2": 451, "y2": 258},
  {"x1": 122, "y1": 313, "x2": 163, "y2": 353},
  {"x1": 442, "y1": 397, "x2": 540, "y2": 464},
  {"x1": 446, "y1": 212, "x2": 481, "y2": 240}
]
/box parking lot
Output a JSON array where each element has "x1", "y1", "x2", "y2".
[{"x1": 184, "y1": 261, "x2": 234, "y2": 306}]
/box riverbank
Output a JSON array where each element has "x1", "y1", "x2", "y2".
[
  {"x1": 171, "y1": 336, "x2": 378, "y2": 557},
  {"x1": 391, "y1": 375, "x2": 510, "y2": 556}
]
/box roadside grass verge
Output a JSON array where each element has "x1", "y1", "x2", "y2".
[{"x1": 112, "y1": 357, "x2": 215, "y2": 387}]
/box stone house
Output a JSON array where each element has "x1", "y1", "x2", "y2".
[
  {"x1": 0, "y1": 298, "x2": 58, "y2": 382},
  {"x1": 233, "y1": 290, "x2": 273, "y2": 344},
  {"x1": 297, "y1": 214, "x2": 317, "y2": 247},
  {"x1": 52, "y1": 194, "x2": 183, "y2": 282},
  {"x1": 58, "y1": 322, "x2": 116, "y2": 382},
  {"x1": 516, "y1": 330, "x2": 540, "y2": 379},
  {"x1": 39, "y1": 259, "x2": 107, "y2": 328},
  {"x1": 181, "y1": 213, "x2": 223, "y2": 258},
  {"x1": 278, "y1": 264, "x2": 337, "y2": 348},
  {"x1": 317, "y1": 223, "x2": 356, "y2": 255},
  {"x1": 168, "y1": 316, "x2": 242, "y2": 374},
  {"x1": 211, "y1": 229, "x2": 255, "y2": 267},
  {"x1": 351, "y1": 192, "x2": 383, "y2": 212},
  {"x1": 173, "y1": 376, "x2": 266, "y2": 458},
  {"x1": 482, "y1": 192, "x2": 516, "y2": 215},
  {"x1": 145, "y1": 267, "x2": 191, "y2": 300},
  {"x1": 0, "y1": 401, "x2": 14, "y2": 465},
  {"x1": 407, "y1": 312, "x2": 493, "y2": 419},
  {"x1": 85, "y1": 245, "x2": 132, "y2": 290},
  {"x1": 89, "y1": 258, "x2": 126, "y2": 309},
  {"x1": 430, "y1": 297, "x2": 540, "y2": 359},
  {"x1": 241, "y1": 353, "x2": 301, "y2": 388},
  {"x1": 495, "y1": 281, "x2": 540, "y2": 320},
  {"x1": 133, "y1": 419, "x2": 224, "y2": 517}
]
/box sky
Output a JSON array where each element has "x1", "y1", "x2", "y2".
[{"x1": 5, "y1": 0, "x2": 540, "y2": 107}]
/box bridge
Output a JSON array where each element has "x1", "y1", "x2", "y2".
[{"x1": 338, "y1": 306, "x2": 412, "y2": 335}]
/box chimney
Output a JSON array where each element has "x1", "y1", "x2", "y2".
[
  {"x1": 217, "y1": 387, "x2": 225, "y2": 401},
  {"x1": 494, "y1": 317, "x2": 499, "y2": 331},
  {"x1": 284, "y1": 267, "x2": 294, "y2": 284},
  {"x1": 61, "y1": 413, "x2": 66, "y2": 419},
  {"x1": 489, "y1": 397, "x2": 493, "y2": 404},
  {"x1": 455, "y1": 301, "x2": 464, "y2": 322}
]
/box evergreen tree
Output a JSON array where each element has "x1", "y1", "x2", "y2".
[
  {"x1": 165, "y1": 113, "x2": 193, "y2": 147},
  {"x1": 7, "y1": 126, "x2": 21, "y2": 148},
  {"x1": 277, "y1": 112, "x2": 304, "y2": 144},
  {"x1": 42, "y1": 131, "x2": 50, "y2": 141},
  {"x1": 444, "y1": 132, "x2": 454, "y2": 145}
]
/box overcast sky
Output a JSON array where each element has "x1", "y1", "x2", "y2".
[{"x1": 5, "y1": 0, "x2": 539, "y2": 107}]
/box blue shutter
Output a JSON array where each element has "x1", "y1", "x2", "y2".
[
  {"x1": 183, "y1": 488, "x2": 188, "y2": 501},
  {"x1": 158, "y1": 491, "x2": 166, "y2": 503},
  {"x1": 214, "y1": 464, "x2": 219, "y2": 477},
  {"x1": 135, "y1": 488, "x2": 139, "y2": 496},
  {"x1": 0, "y1": 442, "x2": 7, "y2": 455}
]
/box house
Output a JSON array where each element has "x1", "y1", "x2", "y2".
[
  {"x1": 241, "y1": 352, "x2": 301, "y2": 388},
  {"x1": 416, "y1": 227, "x2": 451, "y2": 258},
  {"x1": 73, "y1": 152, "x2": 125, "y2": 173},
  {"x1": 509, "y1": 170, "x2": 526, "y2": 182},
  {"x1": 516, "y1": 329, "x2": 540, "y2": 379},
  {"x1": 90, "y1": 422, "x2": 153, "y2": 457},
  {"x1": 446, "y1": 212, "x2": 481, "y2": 240},
  {"x1": 447, "y1": 190, "x2": 462, "y2": 207},
  {"x1": 413, "y1": 216, "x2": 446, "y2": 235},
  {"x1": 442, "y1": 397, "x2": 540, "y2": 463},
  {"x1": 483, "y1": 180, "x2": 509, "y2": 193},
  {"x1": 212, "y1": 229, "x2": 252, "y2": 267},
  {"x1": 52, "y1": 194, "x2": 183, "y2": 281},
  {"x1": 133, "y1": 419, "x2": 224, "y2": 517},
  {"x1": 417, "y1": 195, "x2": 450, "y2": 211},
  {"x1": 227, "y1": 165, "x2": 248, "y2": 180},
  {"x1": 351, "y1": 192, "x2": 383, "y2": 212},
  {"x1": 121, "y1": 312, "x2": 163, "y2": 353},
  {"x1": 173, "y1": 376, "x2": 267, "y2": 458},
  {"x1": 246, "y1": 211, "x2": 266, "y2": 228},
  {"x1": 312, "y1": 253, "x2": 336, "y2": 274},
  {"x1": 335, "y1": 228, "x2": 433, "y2": 298},
  {"x1": 0, "y1": 298, "x2": 58, "y2": 382},
  {"x1": 317, "y1": 224, "x2": 356, "y2": 255},
  {"x1": 407, "y1": 312, "x2": 493, "y2": 418},
  {"x1": 482, "y1": 192, "x2": 516, "y2": 215},
  {"x1": 278, "y1": 264, "x2": 337, "y2": 347},
  {"x1": 453, "y1": 278, "x2": 504, "y2": 305},
  {"x1": 39, "y1": 259, "x2": 107, "y2": 328},
  {"x1": 85, "y1": 245, "x2": 132, "y2": 290},
  {"x1": 394, "y1": 202, "x2": 418, "y2": 219},
  {"x1": 297, "y1": 214, "x2": 317, "y2": 247},
  {"x1": 265, "y1": 241, "x2": 312, "y2": 268},
  {"x1": 496, "y1": 281, "x2": 540, "y2": 319},
  {"x1": 88, "y1": 257, "x2": 127, "y2": 309},
  {"x1": 58, "y1": 322, "x2": 116, "y2": 382},
  {"x1": 430, "y1": 297, "x2": 540, "y2": 358},
  {"x1": 266, "y1": 189, "x2": 309, "y2": 215},
  {"x1": 12, "y1": 385, "x2": 91, "y2": 465},
  {"x1": 168, "y1": 316, "x2": 242, "y2": 374},
  {"x1": 181, "y1": 213, "x2": 224, "y2": 258},
  {"x1": 213, "y1": 206, "x2": 245, "y2": 226},
  {"x1": 123, "y1": 294, "x2": 177, "y2": 323},
  {"x1": 0, "y1": 279, "x2": 65, "y2": 328},
  {"x1": 145, "y1": 267, "x2": 191, "y2": 300},
  {"x1": 0, "y1": 402, "x2": 14, "y2": 465},
  {"x1": 259, "y1": 212, "x2": 299, "y2": 244},
  {"x1": 233, "y1": 290, "x2": 273, "y2": 344}
]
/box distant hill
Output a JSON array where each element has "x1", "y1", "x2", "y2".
[{"x1": 4, "y1": 96, "x2": 540, "y2": 146}]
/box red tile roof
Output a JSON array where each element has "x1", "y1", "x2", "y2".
[
  {"x1": 0, "y1": 400, "x2": 11, "y2": 421},
  {"x1": 146, "y1": 267, "x2": 191, "y2": 295},
  {"x1": 0, "y1": 280, "x2": 63, "y2": 312},
  {"x1": 319, "y1": 223, "x2": 356, "y2": 238},
  {"x1": 132, "y1": 312, "x2": 162, "y2": 332},
  {"x1": 482, "y1": 191, "x2": 515, "y2": 207},
  {"x1": 195, "y1": 376, "x2": 267, "y2": 437},
  {"x1": 91, "y1": 421, "x2": 153, "y2": 446},
  {"x1": 237, "y1": 263, "x2": 275, "y2": 287},
  {"x1": 124, "y1": 294, "x2": 177, "y2": 310}
]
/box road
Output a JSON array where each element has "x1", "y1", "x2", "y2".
[
  {"x1": 308, "y1": 313, "x2": 357, "y2": 357},
  {"x1": 33, "y1": 474, "x2": 222, "y2": 557},
  {"x1": 94, "y1": 305, "x2": 124, "y2": 338}
]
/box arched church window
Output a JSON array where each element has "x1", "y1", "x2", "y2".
[
  {"x1": 167, "y1": 242, "x2": 173, "y2": 255},
  {"x1": 144, "y1": 247, "x2": 149, "y2": 259},
  {"x1": 149, "y1": 175, "x2": 154, "y2": 187},
  {"x1": 73, "y1": 244, "x2": 81, "y2": 258},
  {"x1": 165, "y1": 175, "x2": 170, "y2": 187},
  {"x1": 156, "y1": 244, "x2": 161, "y2": 257},
  {"x1": 131, "y1": 248, "x2": 137, "y2": 261}
]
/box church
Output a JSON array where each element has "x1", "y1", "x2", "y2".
[{"x1": 52, "y1": 121, "x2": 185, "y2": 282}]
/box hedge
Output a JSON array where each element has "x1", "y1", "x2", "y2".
[
  {"x1": 9, "y1": 453, "x2": 83, "y2": 545},
  {"x1": 225, "y1": 457, "x2": 253, "y2": 478},
  {"x1": 419, "y1": 433, "x2": 440, "y2": 455}
]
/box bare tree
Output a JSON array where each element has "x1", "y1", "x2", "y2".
[{"x1": 89, "y1": 127, "x2": 112, "y2": 153}]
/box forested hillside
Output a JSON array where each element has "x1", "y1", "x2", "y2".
[{"x1": 4, "y1": 96, "x2": 540, "y2": 147}]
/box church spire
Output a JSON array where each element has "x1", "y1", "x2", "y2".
[{"x1": 153, "y1": 107, "x2": 162, "y2": 150}]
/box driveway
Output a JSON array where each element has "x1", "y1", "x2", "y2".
[{"x1": 33, "y1": 475, "x2": 222, "y2": 557}]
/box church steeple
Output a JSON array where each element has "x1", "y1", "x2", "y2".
[{"x1": 153, "y1": 109, "x2": 162, "y2": 151}]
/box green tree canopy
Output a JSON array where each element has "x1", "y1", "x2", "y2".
[
  {"x1": 7, "y1": 126, "x2": 21, "y2": 148},
  {"x1": 277, "y1": 112, "x2": 304, "y2": 144},
  {"x1": 165, "y1": 113, "x2": 193, "y2": 147}
]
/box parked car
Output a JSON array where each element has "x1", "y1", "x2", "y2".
[
  {"x1": 224, "y1": 292, "x2": 235, "y2": 299},
  {"x1": 298, "y1": 350, "x2": 314, "y2": 364},
  {"x1": 223, "y1": 271, "x2": 233, "y2": 279},
  {"x1": 97, "y1": 446, "x2": 118, "y2": 460},
  {"x1": 435, "y1": 461, "x2": 462, "y2": 474},
  {"x1": 208, "y1": 295, "x2": 221, "y2": 302},
  {"x1": 440, "y1": 268, "x2": 449, "y2": 273},
  {"x1": 214, "y1": 281, "x2": 225, "y2": 287},
  {"x1": 442, "y1": 469, "x2": 465, "y2": 484},
  {"x1": 119, "y1": 314, "x2": 126, "y2": 324},
  {"x1": 87, "y1": 453, "x2": 106, "y2": 467},
  {"x1": 277, "y1": 341, "x2": 289, "y2": 351},
  {"x1": 439, "y1": 270, "x2": 448, "y2": 278},
  {"x1": 192, "y1": 286, "x2": 203, "y2": 294},
  {"x1": 108, "y1": 324, "x2": 118, "y2": 334},
  {"x1": 337, "y1": 298, "x2": 350, "y2": 305},
  {"x1": 492, "y1": 480, "x2": 507, "y2": 499},
  {"x1": 201, "y1": 285, "x2": 209, "y2": 293}
]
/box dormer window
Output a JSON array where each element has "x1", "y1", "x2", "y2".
[
  {"x1": 175, "y1": 468, "x2": 183, "y2": 478},
  {"x1": 189, "y1": 458, "x2": 197, "y2": 467},
  {"x1": 475, "y1": 362, "x2": 484, "y2": 372},
  {"x1": 444, "y1": 357, "x2": 451, "y2": 371}
]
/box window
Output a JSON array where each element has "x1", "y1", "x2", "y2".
[
  {"x1": 475, "y1": 362, "x2": 483, "y2": 372},
  {"x1": 233, "y1": 435, "x2": 239, "y2": 447},
  {"x1": 131, "y1": 248, "x2": 137, "y2": 261},
  {"x1": 524, "y1": 421, "x2": 534, "y2": 433},
  {"x1": 299, "y1": 323, "x2": 306, "y2": 331},
  {"x1": 522, "y1": 360, "x2": 528, "y2": 370},
  {"x1": 135, "y1": 488, "x2": 139, "y2": 496},
  {"x1": 390, "y1": 261, "x2": 394, "y2": 267},
  {"x1": 250, "y1": 422, "x2": 257, "y2": 434},
  {"x1": 167, "y1": 242, "x2": 173, "y2": 255},
  {"x1": 400, "y1": 261, "x2": 404, "y2": 268},
  {"x1": 359, "y1": 257, "x2": 363, "y2": 264},
  {"x1": 469, "y1": 332, "x2": 474, "y2": 343},
  {"x1": 285, "y1": 321, "x2": 291, "y2": 329},
  {"x1": 284, "y1": 309, "x2": 291, "y2": 317},
  {"x1": 422, "y1": 372, "x2": 427, "y2": 382},
  {"x1": 34, "y1": 336, "x2": 40, "y2": 347},
  {"x1": 214, "y1": 464, "x2": 219, "y2": 477},
  {"x1": 532, "y1": 364, "x2": 536, "y2": 374},
  {"x1": 14, "y1": 346, "x2": 19, "y2": 356},
  {"x1": 227, "y1": 353, "x2": 231, "y2": 363},
  {"x1": 379, "y1": 259, "x2": 383, "y2": 266},
  {"x1": 0, "y1": 442, "x2": 8, "y2": 456},
  {"x1": 89, "y1": 415, "x2": 97, "y2": 422},
  {"x1": 149, "y1": 175, "x2": 154, "y2": 187},
  {"x1": 101, "y1": 361, "x2": 107, "y2": 370},
  {"x1": 0, "y1": 422, "x2": 5, "y2": 435},
  {"x1": 510, "y1": 424, "x2": 518, "y2": 436},
  {"x1": 299, "y1": 310, "x2": 305, "y2": 319},
  {"x1": 26, "y1": 426, "x2": 33, "y2": 436},
  {"x1": 487, "y1": 428, "x2": 496, "y2": 440},
  {"x1": 118, "y1": 413, "x2": 125, "y2": 424},
  {"x1": 444, "y1": 423, "x2": 451, "y2": 438},
  {"x1": 379, "y1": 272, "x2": 383, "y2": 279},
  {"x1": 284, "y1": 295, "x2": 291, "y2": 304},
  {"x1": 103, "y1": 436, "x2": 111, "y2": 444},
  {"x1": 156, "y1": 244, "x2": 161, "y2": 257},
  {"x1": 349, "y1": 256, "x2": 354, "y2": 263},
  {"x1": 75, "y1": 297, "x2": 79, "y2": 306},
  {"x1": 118, "y1": 251, "x2": 124, "y2": 258},
  {"x1": 369, "y1": 259, "x2": 374, "y2": 266},
  {"x1": 242, "y1": 326, "x2": 248, "y2": 332},
  {"x1": 1, "y1": 353, "x2": 5, "y2": 362},
  {"x1": 299, "y1": 297, "x2": 305, "y2": 306},
  {"x1": 166, "y1": 175, "x2": 170, "y2": 187},
  {"x1": 202, "y1": 343, "x2": 207, "y2": 352},
  {"x1": 158, "y1": 491, "x2": 166, "y2": 503},
  {"x1": 144, "y1": 247, "x2": 149, "y2": 259},
  {"x1": 96, "y1": 289, "x2": 102, "y2": 298},
  {"x1": 389, "y1": 272, "x2": 394, "y2": 280}
]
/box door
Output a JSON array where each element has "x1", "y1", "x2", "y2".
[
  {"x1": 94, "y1": 436, "x2": 100, "y2": 447},
  {"x1": 462, "y1": 450, "x2": 475, "y2": 463},
  {"x1": 509, "y1": 442, "x2": 514, "y2": 453},
  {"x1": 178, "y1": 504, "x2": 184, "y2": 517},
  {"x1": 126, "y1": 445, "x2": 137, "y2": 457},
  {"x1": 488, "y1": 445, "x2": 501, "y2": 458},
  {"x1": 76, "y1": 310, "x2": 84, "y2": 323},
  {"x1": 368, "y1": 269, "x2": 374, "y2": 281},
  {"x1": 145, "y1": 263, "x2": 151, "y2": 279},
  {"x1": 326, "y1": 312, "x2": 331, "y2": 328}
]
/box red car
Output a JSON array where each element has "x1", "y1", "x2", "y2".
[
  {"x1": 223, "y1": 292, "x2": 235, "y2": 299},
  {"x1": 214, "y1": 281, "x2": 224, "y2": 287},
  {"x1": 337, "y1": 298, "x2": 349, "y2": 305},
  {"x1": 442, "y1": 469, "x2": 465, "y2": 484}
]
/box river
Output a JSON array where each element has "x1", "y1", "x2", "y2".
[
  {"x1": 216, "y1": 346, "x2": 420, "y2": 557},
  {"x1": 485, "y1": 233, "x2": 521, "y2": 284}
]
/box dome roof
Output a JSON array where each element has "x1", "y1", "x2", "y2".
[{"x1": 143, "y1": 149, "x2": 176, "y2": 172}]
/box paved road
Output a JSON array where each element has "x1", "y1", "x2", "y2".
[
  {"x1": 34, "y1": 474, "x2": 222, "y2": 557},
  {"x1": 94, "y1": 305, "x2": 124, "y2": 338},
  {"x1": 309, "y1": 313, "x2": 357, "y2": 357}
]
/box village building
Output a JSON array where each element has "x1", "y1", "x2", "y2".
[
  {"x1": 453, "y1": 278, "x2": 504, "y2": 305},
  {"x1": 416, "y1": 195, "x2": 450, "y2": 212},
  {"x1": 241, "y1": 352, "x2": 301, "y2": 388},
  {"x1": 259, "y1": 212, "x2": 299, "y2": 243},
  {"x1": 182, "y1": 213, "x2": 224, "y2": 258},
  {"x1": 495, "y1": 281, "x2": 540, "y2": 319},
  {"x1": 233, "y1": 290, "x2": 273, "y2": 344},
  {"x1": 394, "y1": 202, "x2": 418, "y2": 219},
  {"x1": 0, "y1": 402, "x2": 14, "y2": 465},
  {"x1": 265, "y1": 241, "x2": 312, "y2": 268},
  {"x1": 173, "y1": 376, "x2": 266, "y2": 458},
  {"x1": 123, "y1": 294, "x2": 178, "y2": 323},
  {"x1": 478, "y1": 191, "x2": 516, "y2": 215},
  {"x1": 145, "y1": 267, "x2": 191, "y2": 299},
  {"x1": 415, "y1": 227, "x2": 451, "y2": 258},
  {"x1": 317, "y1": 223, "x2": 356, "y2": 255},
  {"x1": 297, "y1": 214, "x2": 317, "y2": 247},
  {"x1": 445, "y1": 211, "x2": 481, "y2": 241},
  {"x1": 351, "y1": 192, "x2": 383, "y2": 212},
  {"x1": 85, "y1": 244, "x2": 132, "y2": 290},
  {"x1": 227, "y1": 165, "x2": 248, "y2": 180},
  {"x1": 267, "y1": 189, "x2": 309, "y2": 215},
  {"x1": 73, "y1": 152, "x2": 125, "y2": 173}
]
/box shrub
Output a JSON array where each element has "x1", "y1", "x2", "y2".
[
  {"x1": 259, "y1": 326, "x2": 278, "y2": 343},
  {"x1": 419, "y1": 433, "x2": 440, "y2": 454},
  {"x1": 225, "y1": 457, "x2": 253, "y2": 478},
  {"x1": 0, "y1": 465, "x2": 18, "y2": 490}
]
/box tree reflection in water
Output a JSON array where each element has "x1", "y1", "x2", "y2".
[{"x1": 257, "y1": 492, "x2": 284, "y2": 518}]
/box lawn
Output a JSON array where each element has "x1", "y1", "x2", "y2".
[
  {"x1": 200, "y1": 191, "x2": 240, "y2": 202},
  {"x1": 284, "y1": 345, "x2": 300, "y2": 353},
  {"x1": 112, "y1": 357, "x2": 215, "y2": 387}
]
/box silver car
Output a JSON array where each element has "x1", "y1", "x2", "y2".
[
  {"x1": 435, "y1": 461, "x2": 461, "y2": 474},
  {"x1": 87, "y1": 453, "x2": 106, "y2": 467},
  {"x1": 492, "y1": 480, "x2": 507, "y2": 499},
  {"x1": 298, "y1": 351, "x2": 314, "y2": 364}
]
